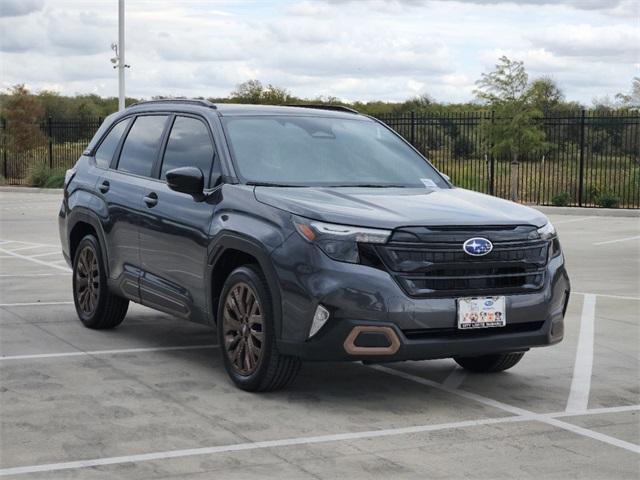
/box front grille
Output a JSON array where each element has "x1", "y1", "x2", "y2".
[
  {"x1": 375, "y1": 226, "x2": 549, "y2": 298},
  {"x1": 403, "y1": 321, "x2": 545, "y2": 340}
]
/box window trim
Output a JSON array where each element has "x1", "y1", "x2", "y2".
[
  {"x1": 156, "y1": 113, "x2": 218, "y2": 190},
  {"x1": 92, "y1": 117, "x2": 132, "y2": 170},
  {"x1": 112, "y1": 113, "x2": 171, "y2": 178}
]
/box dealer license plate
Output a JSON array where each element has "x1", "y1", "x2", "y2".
[{"x1": 457, "y1": 296, "x2": 506, "y2": 329}]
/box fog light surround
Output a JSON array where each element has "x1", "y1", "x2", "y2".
[{"x1": 309, "y1": 305, "x2": 330, "y2": 338}]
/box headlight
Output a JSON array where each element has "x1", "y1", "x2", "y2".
[
  {"x1": 537, "y1": 222, "x2": 556, "y2": 240},
  {"x1": 293, "y1": 216, "x2": 391, "y2": 263}
]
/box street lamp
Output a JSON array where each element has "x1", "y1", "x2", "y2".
[{"x1": 110, "y1": 0, "x2": 129, "y2": 111}]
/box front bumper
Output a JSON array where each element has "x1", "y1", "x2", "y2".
[{"x1": 272, "y1": 232, "x2": 570, "y2": 362}]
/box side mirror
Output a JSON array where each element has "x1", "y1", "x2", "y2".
[
  {"x1": 166, "y1": 167, "x2": 204, "y2": 195},
  {"x1": 441, "y1": 173, "x2": 451, "y2": 184}
]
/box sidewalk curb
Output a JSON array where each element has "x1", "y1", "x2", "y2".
[
  {"x1": 0, "y1": 186, "x2": 63, "y2": 194},
  {"x1": 533, "y1": 205, "x2": 640, "y2": 218}
]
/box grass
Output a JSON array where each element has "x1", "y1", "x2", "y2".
[
  {"x1": 431, "y1": 152, "x2": 639, "y2": 208},
  {"x1": 27, "y1": 162, "x2": 66, "y2": 188}
]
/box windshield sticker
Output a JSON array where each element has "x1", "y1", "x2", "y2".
[{"x1": 420, "y1": 178, "x2": 438, "y2": 188}]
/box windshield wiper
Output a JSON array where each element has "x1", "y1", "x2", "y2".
[
  {"x1": 327, "y1": 184, "x2": 408, "y2": 188},
  {"x1": 246, "y1": 181, "x2": 305, "y2": 187}
]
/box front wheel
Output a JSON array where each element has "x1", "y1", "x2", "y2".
[
  {"x1": 217, "y1": 265, "x2": 300, "y2": 392},
  {"x1": 72, "y1": 234, "x2": 128, "y2": 329},
  {"x1": 454, "y1": 352, "x2": 525, "y2": 373}
]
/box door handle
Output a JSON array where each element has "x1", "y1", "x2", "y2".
[
  {"x1": 99, "y1": 180, "x2": 110, "y2": 193},
  {"x1": 144, "y1": 192, "x2": 158, "y2": 207}
]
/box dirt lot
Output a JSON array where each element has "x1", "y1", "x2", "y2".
[{"x1": 1, "y1": 189, "x2": 638, "y2": 479}]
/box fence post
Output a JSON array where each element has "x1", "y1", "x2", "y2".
[
  {"x1": 47, "y1": 116, "x2": 53, "y2": 170},
  {"x1": 578, "y1": 109, "x2": 586, "y2": 207},
  {"x1": 410, "y1": 111, "x2": 416, "y2": 146},
  {"x1": 510, "y1": 159, "x2": 519, "y2": 202},
  {"x1": 489, "y1": 110, "x2": 495, "y2": 195},
  {"x1": 2, "y1": 118, "x2": 7, "y2": 179}
]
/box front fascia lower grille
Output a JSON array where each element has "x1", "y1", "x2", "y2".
[{"x1": 375, "y1": 226, "x2": 550, "y2": 298}]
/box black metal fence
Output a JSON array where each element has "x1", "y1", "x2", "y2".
[
  {"x1": 377, "y1": 110, "x2": 639, "y2": 208},
  {"x1": 1, "y1": 111, "x2": 639, "y2": 208}
]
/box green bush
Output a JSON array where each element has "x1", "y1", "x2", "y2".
[
  {"x1": 551, "y1": 192, "x2": 571, "y2": 206},
  {"x1": 43, "y1": 170, "x2": 66, "y2": 188},
  {"x1": 27, "y1": 163, "x2": 66, "y2": 188},
  {"x1": 597, "y1": 192, "x2": 620, "y2": 208}
]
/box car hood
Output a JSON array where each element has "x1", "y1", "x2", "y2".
[{"x1": 254, "y1": 186, "x2": 548, "y2": 229}]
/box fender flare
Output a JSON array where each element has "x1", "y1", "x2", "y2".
[
  {"x1": 207, "y1": 232, "x2": 283, "y2": 338},
  {"x1": 67, "y1": 207, "x2": 110, "y2": 276}
]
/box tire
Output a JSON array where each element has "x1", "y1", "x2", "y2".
[
  {"x1": 72, "y1": 234, "x2": 129, "y2": 329},
  {"x1": 454, "y1": 352, "x2": 525, "y2": 373},
  {"x1": 217, "y1": 264, "x2": 301, "y2": 392}
]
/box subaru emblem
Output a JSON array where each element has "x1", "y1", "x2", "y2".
[{"x1": 463, "y1": 237, "x2": 493, "y2": 256}]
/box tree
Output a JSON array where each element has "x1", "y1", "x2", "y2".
[
  {"x1": 615, "y1": 77, "x2": 640, "y2": 108},
  {"x1": 229, "y1": 80, "x2": 292, "y2": 105},
  {"x1": 528, "y1": 76, "x2": 564, "y2": 114},
  {"x1": 474, "y1": 56, "x2": 529, "y2": 104},
  {"x1": 474, "y1": 56, "x2": 548, "y2": 201},
  {"x1": 2, "y1": 84, "x2": 45, "y2": 153}
]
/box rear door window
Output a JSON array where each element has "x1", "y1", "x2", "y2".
[
  {"x1": 117, "y1": 115, "x2": 168, "y2": 177},
  {"x1": 160, "y1": 116, "x2": 215, "y2": 185},
  {"x1": 95, "y1": 119, "x2": 129, "y2": 168}
]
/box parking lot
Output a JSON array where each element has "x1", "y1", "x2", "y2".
[{"x1": 0, "y1": 188, "x2": 638, "y2": 479}]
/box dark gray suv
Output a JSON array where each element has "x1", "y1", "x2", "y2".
[{"x1": 59, "y1": 100, "x2": 570, "y2": 391}]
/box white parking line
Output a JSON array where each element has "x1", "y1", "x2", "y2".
[
  {"x1": 566, "y1": 294, "x2": 596, "y2": 413},
  {"x1": 5, "y1": 245, "x2": 48, "y2": 252},
  {"x1": 442, "y1": 367, "x2": 467, "y2": 389},
  {"x1": 1, "y1": 405, "x2": 637, "y2": 477},
  {"x1": 0, "y1": 247, "x2": 70, "y2": 272},
  {"x1": 0, "y1": 301, "x2": 73, "y2": 307},
  {"x1": 28, "y1": 251, "x2": 62, "y2": 258},
  {"x1": 594, "y1": 235, "x2": 640, "y2": 246},
  {"x1": 573, "y1": 292, "x2": 640, "y2": 301},
  {"x1": 553, "y1": 216, "x2": 595, "y2": 225},
  {"x1": 0, "y1": 239, "x2": 60, "y2": 249},
  {"x1": 0, "y1": 415, "x2": 533, "y2": 477},
  {"x1": 0, "y1": 273, "x2": 70, "y2": 277},
  {"x1": 370, "y1": 365, "x2": 640, "y2": 454},
  {"x1": 0, "y1": 344, "x2": 219, "y2": 361}
]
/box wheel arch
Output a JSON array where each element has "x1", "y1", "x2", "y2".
[
  {"x1": 67, "y1": 208, "x2": 110, "y2": 276},
  {"x1": 208, "y1": 233, "x2": 283, "y2": 337}
]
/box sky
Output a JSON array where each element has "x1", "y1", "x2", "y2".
[{"x1": 0, "y1": 0, "x2": 638, "y2": 104}]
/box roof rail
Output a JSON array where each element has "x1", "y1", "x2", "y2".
[
  {"x1": 129, "y1": 99, "x2": 217, "y2": 109},
  {"x1": 284, "y1": 104, "x2": 359, "y2": 114}
]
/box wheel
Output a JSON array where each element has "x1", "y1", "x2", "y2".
[
  {"x1": 454, "y1": 352, "x2": 525, "y2": 373},
  {"x1": 217, "y1": 264, "x2": 301, "y2": 392},
  {"x1": 72, "y1": 234, "x2": 129, "y2": 329}
]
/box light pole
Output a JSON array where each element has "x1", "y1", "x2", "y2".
[{"x1": 110, "y1": 0, "x2": 128, "y2": 111}]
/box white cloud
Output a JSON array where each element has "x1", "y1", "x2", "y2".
[
  {"x1": 0, "y1": 0, "x2": 44, "y2": 17},
  {"x1": 0, "y1": 0, "x2": 636, "y2": 104}
]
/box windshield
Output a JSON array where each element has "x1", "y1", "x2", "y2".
[{"x1": 222, "y1": 116, "x2": 449, "y2": 188}]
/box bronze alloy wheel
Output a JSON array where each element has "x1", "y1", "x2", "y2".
[
  {"x1": 75, "y1": 245, "x2": 100, "y2": 315},
  {"x1": 222, "y1": 282, "x2": 264, "y2": 376}
]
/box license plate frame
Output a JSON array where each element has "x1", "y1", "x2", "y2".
[{"x1": 457, "y1": 296, "x2": 506, "y2": 329}]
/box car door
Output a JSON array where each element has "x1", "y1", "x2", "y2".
[
  {"x1": 138, "y1": 114, "x2": 220, "y2": 322},
  {"x1": 97, "y1": 114, "x2": 170, "y2": 302}
]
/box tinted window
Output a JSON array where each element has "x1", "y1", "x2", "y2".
[
  {"x1": 117, "y1": 115, "x2": 168, "y2": 176},
  {"x1": 223, "y1": 116, "x2": 448, "y2": 188},
  {"x1": 161, "y1": 116, "x2": 214, "y2": 183},
  {"x1": 95, "y1": 120, "x2": 128, "y2": 168}
]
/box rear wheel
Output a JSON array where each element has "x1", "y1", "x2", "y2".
[
  {"x1": 217, "y1": 265, "x2": 300, "y2": 392},
  {"x1": 72, "y1": 235, "x2": 128, "y2": 329},
  {"x1": 454, "y1": 352, "x2": 525, "y2": 373}
]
